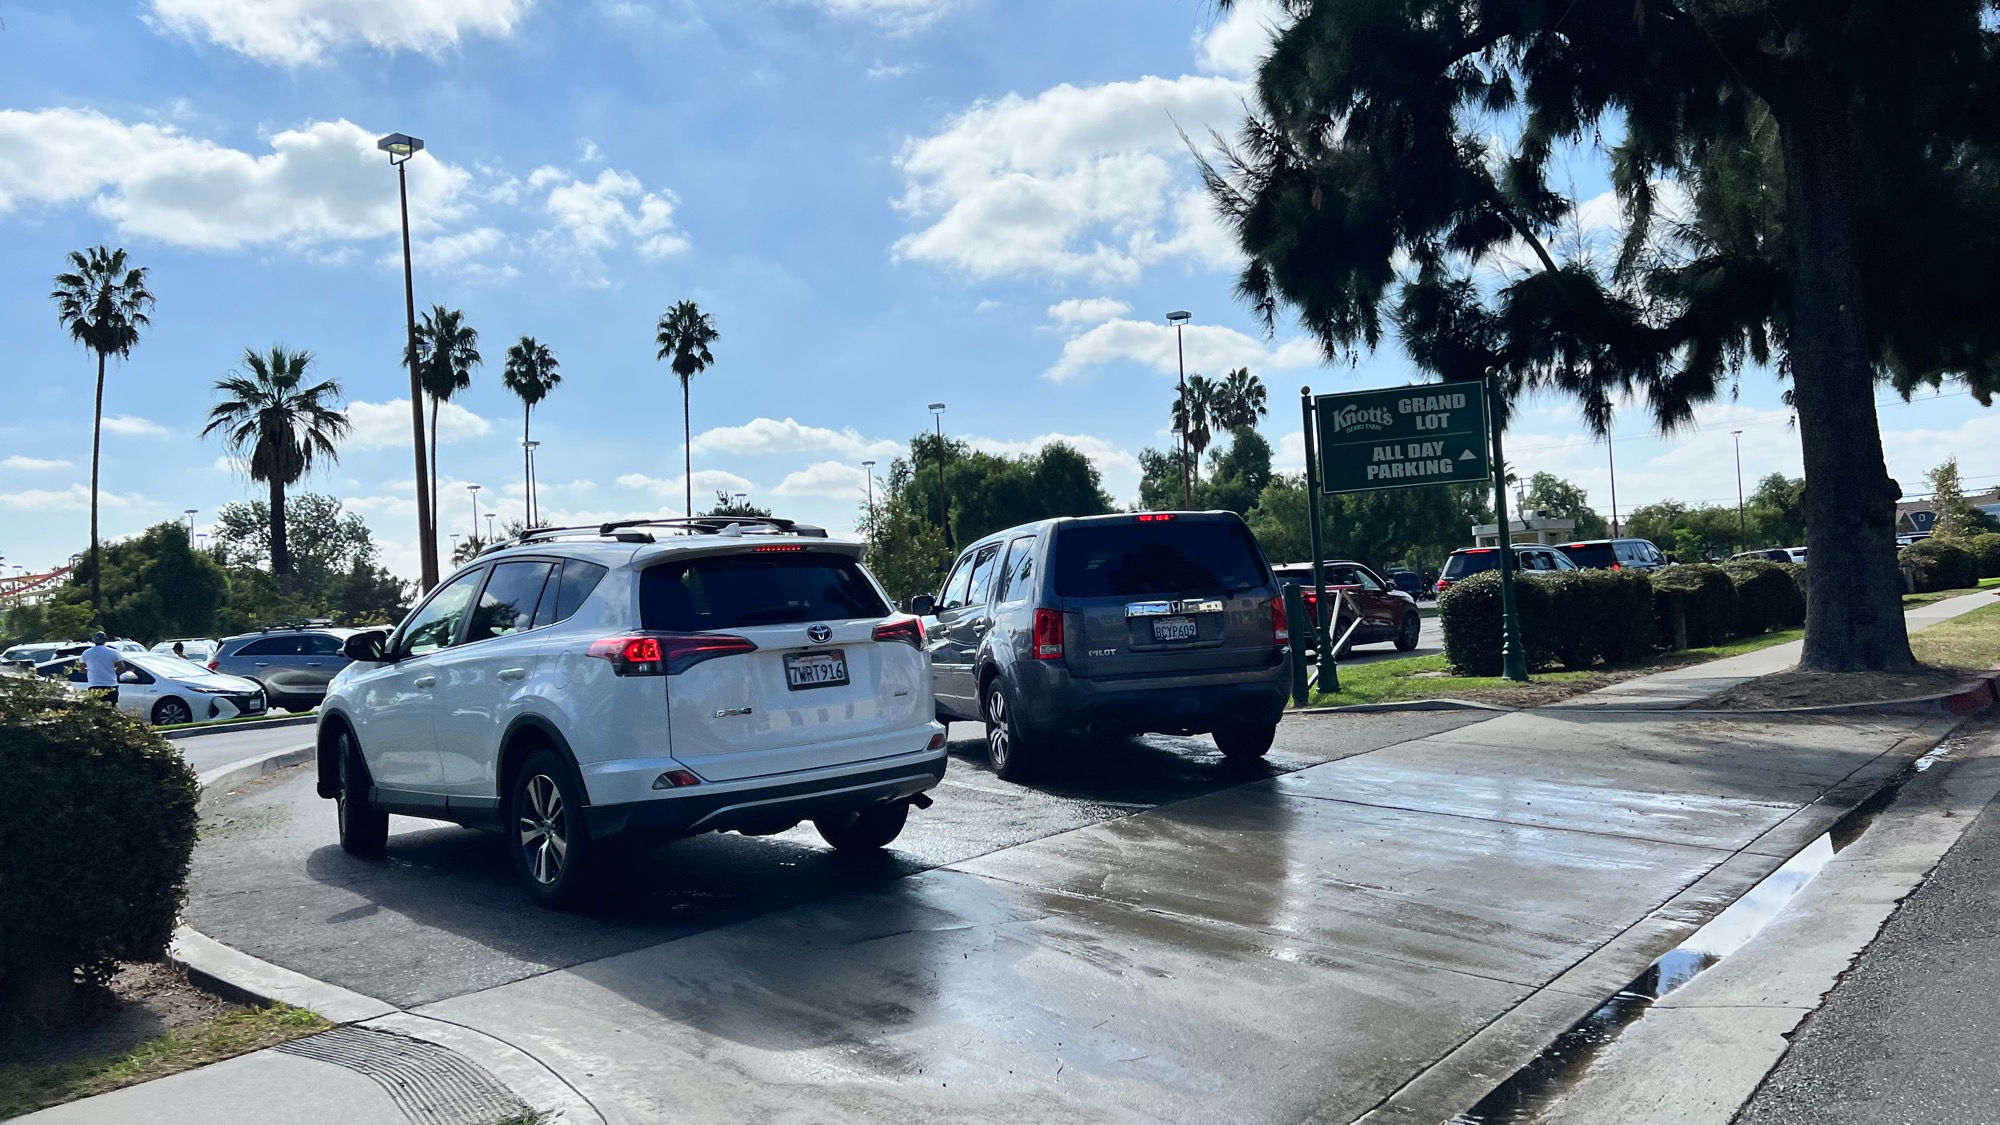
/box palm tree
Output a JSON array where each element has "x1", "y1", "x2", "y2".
[
  {"x1": 202, "y1": 347, "x2": 349, "y2": 579},
  {"x1": 501, "y1": 337, "x2": 561, "y2": 528},
  {"x1": 410, "y1": 305, "x2": 481, "y2": 534},
  {"x1": 51, "y1": 246, "x2": 155, "y2": 612},
  {"x1": 654, "y1": 300, "x2": 719, "y2": 518},
  {"x1": 1212, "y1": 368, "x2": 1268, "y2": 432},
  {"x1": 1170, "y1": 373, "x2": 1219, "y2": 483}
]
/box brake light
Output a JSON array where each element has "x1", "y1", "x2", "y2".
[
  {"x1": 1032, "y1": 608, "x2": 1064, "y2": 660},
  {"x1": 1272, "y1": 596, "x2": 1289, "y2": 645},
  {"x1": 753, "y1": 544, "x2": 805, "y2": 553},
  {"x1": 206, "y1": 660, "x2": 219, "y2": 671},
  {"x1": 872, "y1": 616, "x2": 925, "y2": 648},
  {"x1": 1134, "y1": 513, "x2": 1175, "y2": 522},
  {"x1": 588, "y1": 633, "x2": 756, "y2": 675},
  {"x1": 1611, "y1": 562, "x2": 1620, "y2": 570}
]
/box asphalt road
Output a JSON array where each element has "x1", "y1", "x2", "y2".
[
  {"x1": 170, "y1": 722, "x2": 316, "y2": 777},
  {"x1": 187, "y1": 710, "x2": 1488, "y2": 1009}
]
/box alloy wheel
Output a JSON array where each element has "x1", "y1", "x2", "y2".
[
  {"x1": 156, "y1": 699, "x2": 192, "y2": 725},
  {"x1": 986, "y1": 687, "x2": 1011, "y2": 772},
  {"x1": 518, "y1": 774, "x2": 568, "y2": 885}
]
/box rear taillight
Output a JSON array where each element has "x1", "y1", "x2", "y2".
[
  {"x1": 1272, "y1": 596, "x2": 1289, "y2": 645},
  {"x1": 1611, "y1": 562, "x2": 1620, "y2": 570},
  {"x1": 1134, "y1": 513, "x2": 1175, "y2": 522},
  {"x1": 872, "y1": 616, "x2": 925, "y2": 648},
  {"x1": 588, "y1": 633, "x2": 756, "y2": 676},
  {"x1": 206, "y1": 660, "x2": 219, "y2": 671},
  {"x1": 1032, "y1": 609, "x2": 1064, "y2": 660}
]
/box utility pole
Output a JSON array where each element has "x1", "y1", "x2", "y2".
[
  {"x1": 378, "y1": 132, "x2": 438, "y2": 592},
  {"x1": 1168, "y1": 310, "x2": 1192, "y2": 507},
  {"x1": 1732, "y1": 430, "x2": 1746, "y2": 551}
]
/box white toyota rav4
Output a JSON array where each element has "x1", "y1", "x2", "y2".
[{"x1": 315, "y1": 517, "x2": 947, "y2": 907}]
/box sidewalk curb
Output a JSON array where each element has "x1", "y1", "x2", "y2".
[
  {"x1": 196, "y1": 745, "x2": 316, "y2": 809},
  {"x1": 163, "y1": 712, "x2": 316, "y2": 741},
  {"x1": 1296, "y1": 673, "x2": 2000, "y2": 719},
  {"x1": 168, "y1": 926, "x2": 396, "y2": 1025},
  {"x1": 1292, "y1": 698, "x2": 1515, "y2": 715}
]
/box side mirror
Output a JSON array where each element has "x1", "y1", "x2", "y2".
[
  {"x1": 118, "y1": 670, "x2": 140, "y2": 684},
  {"x1": 342, "y1": 630, "x2": 391, "y2": 663},
  {"x1": 908, "y1": 594, "x2": 936, "y2": 616}
]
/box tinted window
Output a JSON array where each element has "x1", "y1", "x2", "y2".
[
  {"x1": 936, "y1": 553, "x2": 977, "y2": 612},
  {"x1": 303, "y1": 634, "x2": 344, "y2": 655},
  {"x1": 550, "y1": 560, "x2": 608, "y2": 624},
  {"x1": 400, "y1": 569, "x2": 483, "y2": 657},
  {"x1": 467, "y1": 561, "x2": 556, "y2": 644},
  {"x1": 963, "y1": 544, "x2": 1003, "y2": 607},
  {"x1": 1557, "y1": 542, "x2": 1617, "y2": 568},
  {"x1": 641, "y1": 551, "x2": 890, "y2": 630},
  {"x1": 1441, "y1": 551, "x2": 1500, "y2": 579},
  {"x1": 996, "y1": 536, "x2": 1039, "y2": 602},
  {"x1": 236, "y1": 636, "x2": 301, "y2": 657},
  {"x1": 1052, "y1": 520, "x2": 1268, "y2": 598}
]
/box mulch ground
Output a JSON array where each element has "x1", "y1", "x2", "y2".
[{"x1": 1696, "y1": 666, "x2": 1976, "y2": 710}]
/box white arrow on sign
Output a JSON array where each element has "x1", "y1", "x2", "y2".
[{"x1": 1458, "y1": 450, "x2": 1476, "y2": 460}]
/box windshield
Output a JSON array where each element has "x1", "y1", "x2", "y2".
[
  {"x1": 1052, "y1": 519, "x2": 1269, "y2": 598},
  {"x1": 641, "y1": 551, "x2": 889, "y2": 630},
  {"x1": 1559, "y1": 542, "x2": 1618, "y2": 568},
  {"x1": 1441, "y1": 550, "x2": 1501, "y2": 579}
]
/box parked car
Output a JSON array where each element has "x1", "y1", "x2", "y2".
[
  {"x1": 1788, "y1": 547, "x2": 1808, "y2": 564},
  {"x1": 316, "y1": 517, "x2": 946, "y2": 907},
  {"x1": 38, "y1": 651, "x2": 266, "y2": 725},
  {"x1": 1270, "y1": 560, "x2": 1422, "y2": 654},
  {"x1": 2, "y1": 640, "x2": 86, "y2": 668},
  {"x1": 1555, "y1": 538, "x2": 1669, "y2": 571},
  {"x1": 152, "y1": 637, "x2": 219, "y2": 662},
  {"x1": 211, "y1": 624, "x2": 359, "y2": 711},
  {"x1": 916, "y1": 511, "x2": 1290, "y2": 779},
  {"x1": 1731, "y1": 548, "x2": 1794, "y2": 563},
  {"x1": 1386, "y1": 570, "x2": 1431, "y2": 599},
  {"x1": 1433, "y1": 545, "x2": 1577, "y2": 594}
]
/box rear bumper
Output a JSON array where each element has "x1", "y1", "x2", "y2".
[
  {"x1": 1013, "y1": 658, "x2": 1289, "y2": 737},
  {"x1": 581, "y1": 748, "x2": 948, "y2": 842}
]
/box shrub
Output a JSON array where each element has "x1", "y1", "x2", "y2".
[
  {"x1": 1653, "y1": 563, "x2": 1739, "y2": 647},
  {"x1": 1439, "y1": 568, "x2": 1656, "y2": 675},
  {"x1": 1438, "y1": 570, "x2": 1559, "y2": 676},
  {"x1": 0, "y1": 675, "x2": 199, "y2": 1024},
  {"x1": 1724, "y1": 559, "x2": 1808, "y2": 636},
  {"x1": 1966, "y1": 532, "x2": 2000, "y2": 579},
  {"x1": 1900, "y1": 538, "x2": 1978, "y2": 593}
]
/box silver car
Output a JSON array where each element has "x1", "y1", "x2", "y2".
[{"x1": 211, "y1": 626, "x2": 358, "y2": 712}]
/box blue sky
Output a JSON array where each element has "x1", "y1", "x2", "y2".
[{"x1": 0, "y1": 0, "x2": 1987, "y2": 582}]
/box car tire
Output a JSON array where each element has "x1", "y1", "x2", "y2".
[
  {"x1": 1214, "y1": 722, "x2": 1277, "y2": 761},
  {"x1": 151, "y1": 696, "x2": 194, "y2": 726},
  {"x1": 984, "y1": 678, "x2": 1037, "y2": 781},
  {"x1": 508, "y1": 747, "x2": 595, "y2": 909},
  {"x1": 1394, "y1": 613, "x2": 1421, "y2": 652},
  {"x1": 335, "y1": 729, "x2": 389, "y2": 858},
  {"x1": 815, "y1": 801, "x2": 911, "y2": 851}
]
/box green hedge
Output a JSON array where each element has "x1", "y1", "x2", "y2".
[
  {"x1": 1966, "y1": 533, "x2": 2000, "y2": 579},
  {"x1": 1901, "y1": 538, "x2": 1978, "y2": 592},
  {"x1": 1724, "y1": 559, "x2": 1808, "y2": 635},
  {"x1": 1438, "y1": 570, "x2": 1559, "y2": 676},
  {"x1": 0, "y1": 675, "x2": 198, "y2": 1023},
  {"x1": 1652, "y1": 563, "x2": 1739, "y2": 647},
  {"x1": 1438, "y1": 569, "x2": 1654, "y2": 675}
]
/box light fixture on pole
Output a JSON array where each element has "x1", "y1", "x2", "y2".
[
  {"x1": 861, "y1": 459, "x2": 876, "y2": 521},
  {"x1": 378, "y1": 130, "x2": 438, "y2": 593},
  {"x1": 467, "y1": 483, "x2": 482, "y2": 543},
  {"x1": 522, "y1": 439, "x2": 541, "y2": 527},
  {"x1": 485, "y1": 512, "x2": 496, "y2": 544},
  {"x1": 1732, "y1": 430, "x2": 1746, "y2": 551},
  {"x1": 183, "y1": 508, "x2": 197, "y2": 532},
  {"x1": 928, "y1": 402, "x2": 953, "y2": 550},
  {"x1": 1166, "y1": 310, "x2": 1192, "y2": 509}
]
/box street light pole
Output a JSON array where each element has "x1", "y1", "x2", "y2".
[
  {"x1": 485, "y1": 512, "x2": 496, "y2": 544},
  {"x1": 378, "y1": 131, "x2": 437, "y2": 592},
  {"x1": 1167, "y1": 310, "x2": 1192, "y2": 508},
  {"x1": 1732, "y1": 429, "x2": 1746, "y2": 550},
  {"x1": 467, "y1": 483, "x2": 481, "y2": 545},
  {"x1": 183, "y1": 508, "x2": 197, "y2": 533},
  {"x1": 1606, "y1": 432, "x2": 1620, "y2": 537},
  {"x1": 928, "y1": 403, "x2": 953, "y2": 550},
  {"x1": 861, "y1": 459, "x2": 877, "y2": 546},
  {"x1": 522, "y1": 439, "x2": 541, "y2": 528}
]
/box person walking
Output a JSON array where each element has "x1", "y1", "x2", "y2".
[
  {"x1": 80, "y1": 630, "x2": 124, "y2": 705},
  {"x1": 171, "y1": 640, "x2": 185, "y2": 660}
]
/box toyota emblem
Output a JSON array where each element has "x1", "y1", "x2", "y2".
[{"x1": 807, "y1": 623, "x2": 833, "y2": 644}]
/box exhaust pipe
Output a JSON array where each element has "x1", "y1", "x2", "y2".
[{"x1": 909, "y1": 792, "x2": 934, "y2": 810}]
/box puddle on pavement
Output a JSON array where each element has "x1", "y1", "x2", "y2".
[{"x1": 1449, "y1": 740, "x2": 1957, "y2": 1124}]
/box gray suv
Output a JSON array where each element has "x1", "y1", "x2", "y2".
[
  {"x1": 212, "y1": 625, "x2": 358, "y2": 712},
  {"x1": 914, "y1": 511, "x2": 1290, "y2": 780}
]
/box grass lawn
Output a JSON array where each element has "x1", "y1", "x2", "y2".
[
  {"x1": 0, "y1": 1005, "x2": 327, "y2": 1118},
  {"x1": 1302, "y1": 626, "x2": 1806, "y2": 709},
  {"x1": 1903, "y1": 577, "x2": 2000, "y2": 608},
  {"x1": 1910, "y1": 601, "x2": 2000, "y2": 668}
]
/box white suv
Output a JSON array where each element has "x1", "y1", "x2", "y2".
[{"x1": 315, "y1": 518, "x2": 947, "y2": 907}]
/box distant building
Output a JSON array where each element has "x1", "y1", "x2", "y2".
[
  {"x1": 1471, "y1": 510, "x2": 1577, "y2": 547},
  {"x1": 1896, "y1": 486, "x2": 2000, "y2": 536}
]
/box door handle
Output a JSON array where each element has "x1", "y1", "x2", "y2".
[
  {"x1": 413, "y1": 675, "x2": 436, "y2": 689},
  {"x1": 304, "y1": 662, "x2": 321, "y2": 667},
  {"x1": 254, "y1": 662, "x2": 270, "y2": 667},
  {"x1": 972, "y1": 619, "x2": 991, "y2": 635},
  {"x1": 497, "y1": 668, "x2": 527, "y2": 682}
]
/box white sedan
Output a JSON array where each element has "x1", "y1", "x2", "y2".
[
  {"x1": 151, "y1": 638, "x2": 219, "y2": 662},
  {"x1": 37, "y1": 651, "x2": 269, "y2": 725}
]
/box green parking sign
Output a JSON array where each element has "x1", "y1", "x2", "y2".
[{"x1": 1314, "y1": 379, "x2": 1491, "y2": 494}]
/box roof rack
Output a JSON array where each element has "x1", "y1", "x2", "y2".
[
  {"x1": 256, "y1": 619, "x2": 334, "y2": 632},
  {"x1": 489, "y1": 516, "x2": 829, "y2": 554}
]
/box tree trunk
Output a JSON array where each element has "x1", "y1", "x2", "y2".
[
  {"x1": 523, "y1": 405, "x2": 533, "y2": 528},
  {"x1": 428, "y1": 396, "x2": 441, "y2": 546},
  {"x1": 89, "y1": 351, "x2": 104, "y2": 613},
  {"x1": 270, "y1": 476, "x2": 291, "y2": 580},
  {"x1": 1775, "y1": 73, "x2": 1914, "y2": 672},
  {"x1": 682, "y1": 376, "x2": 692, "y2": 518}
]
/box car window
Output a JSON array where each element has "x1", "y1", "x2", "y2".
[
  {"x1": 1553, "y1": 551, "x2": 1577, "y2": 570},
  {"x1": 467, "y1": 561, "x2": 557, "y2": 644},
  {"x1": 548, "y1": 560, "x2": 608, "y2": 625},
  {"x1": 640, "y1": 551, "x2": 890, "y2": 630},
  {"x1": 1441, "y1": 551, "x2": 1498, "y2": 579},
  {"x1": 996, "y1": 536, "x2": 1038, "y2": 603},
  {"x1": 399, "y1": 569, "x2": 484, "y2": 657},
  {"x1": 1353, "y1": 567, "x2": 1385, "y2": 591},
  {"x1": 304, "y1": 634, "x2": 344, "y2": 656},
  {"x1": 963, "y1": 544, "x2": 1004, "y2": 608},
  {"x1": 936, "y1": 552, "x2": 977, "y2": 612},
  {"x1": 1052, "y1": 519, "x2": 1268, "y2": 598},
  {"x1": 236, "y1": 636, "x2": 298, "y2": 657}
]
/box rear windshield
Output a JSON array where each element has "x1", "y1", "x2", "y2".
[
  {"x1": 1558, "y1": 542, "x2": 1618, "y2": 568},
  {"x1": 1052, "y1": 520, "x2": 1268, "y2": 598},
  {"x1": 640, "y1": 551, "x2": 889, "y2": 630},
  {"x1": 1441, "y1": 550, "x2": 1501, "y2": 579}
]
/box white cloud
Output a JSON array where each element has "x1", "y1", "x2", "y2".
[
  {"x1": 212, "y1": 455, "x2": 248, "y2": 474},
  {"x1": 0, "y1": 485, "x2": 143, "y2": 511},
  {"x1": 803, "y1": 0, "x2": 955, "y2": 31},
  {"x1": 867, "y1": 60, "x2": 913, "y2": 79},
  {"x1": 540, "y1": 167, "x2": 689, "y2": 259},
  {"x1": 1194, "y1": 0, "x2": 1288, "y2": 77},
  {"x1": 148, "y1": 0, "x2": 534, "y2": 66},
  {"x1": 1046, "y1": 297, "x2": 1132, "y2": 326},
  {"x1": 344, "y1": 399, "x2": 492, "y2": 451},
  {"x1": 407, "y1": 226, "x2": 512, "y2": 277},
  {"x1": 615, "y1": 469, "x2": 757, "y2": 498},
  {"x1": 689, "y1": 417, "x2": 902, "y2": 460},
  {"x1": 1, "y1": 455, "x2": 72, "y2": 471},
  {"x1": 773, "y1": 460, "x2": 869, "y2": 498},
  {"x1": 892, "y1": 75, "x2": 1248, "y2": 282},
  {"x1": 0, "y1": 110, "x2": 471, "y2": 250},
  {"x1": 1043, "y1": 317, "x2": 1321, "y2": 382},
  {"x1": 101, "y1": 414, "x2": 169, "y2": 437}
]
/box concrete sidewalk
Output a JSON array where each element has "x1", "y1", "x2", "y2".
[{"x1": 31, "y1": 595, "x2": 1989, "y2": 1124}]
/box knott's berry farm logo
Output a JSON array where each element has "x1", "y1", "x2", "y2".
[{"x1": 1325, "y1": 403, "x2": 1396, "y2": 436}]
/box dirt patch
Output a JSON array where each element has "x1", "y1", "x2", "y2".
[
  {"x1": 1, "y1": 963, "x2": 237, "y2": 1070},
  {"x1": 1696, "y1": 666, "x2": 1978, "y2": 710}
]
